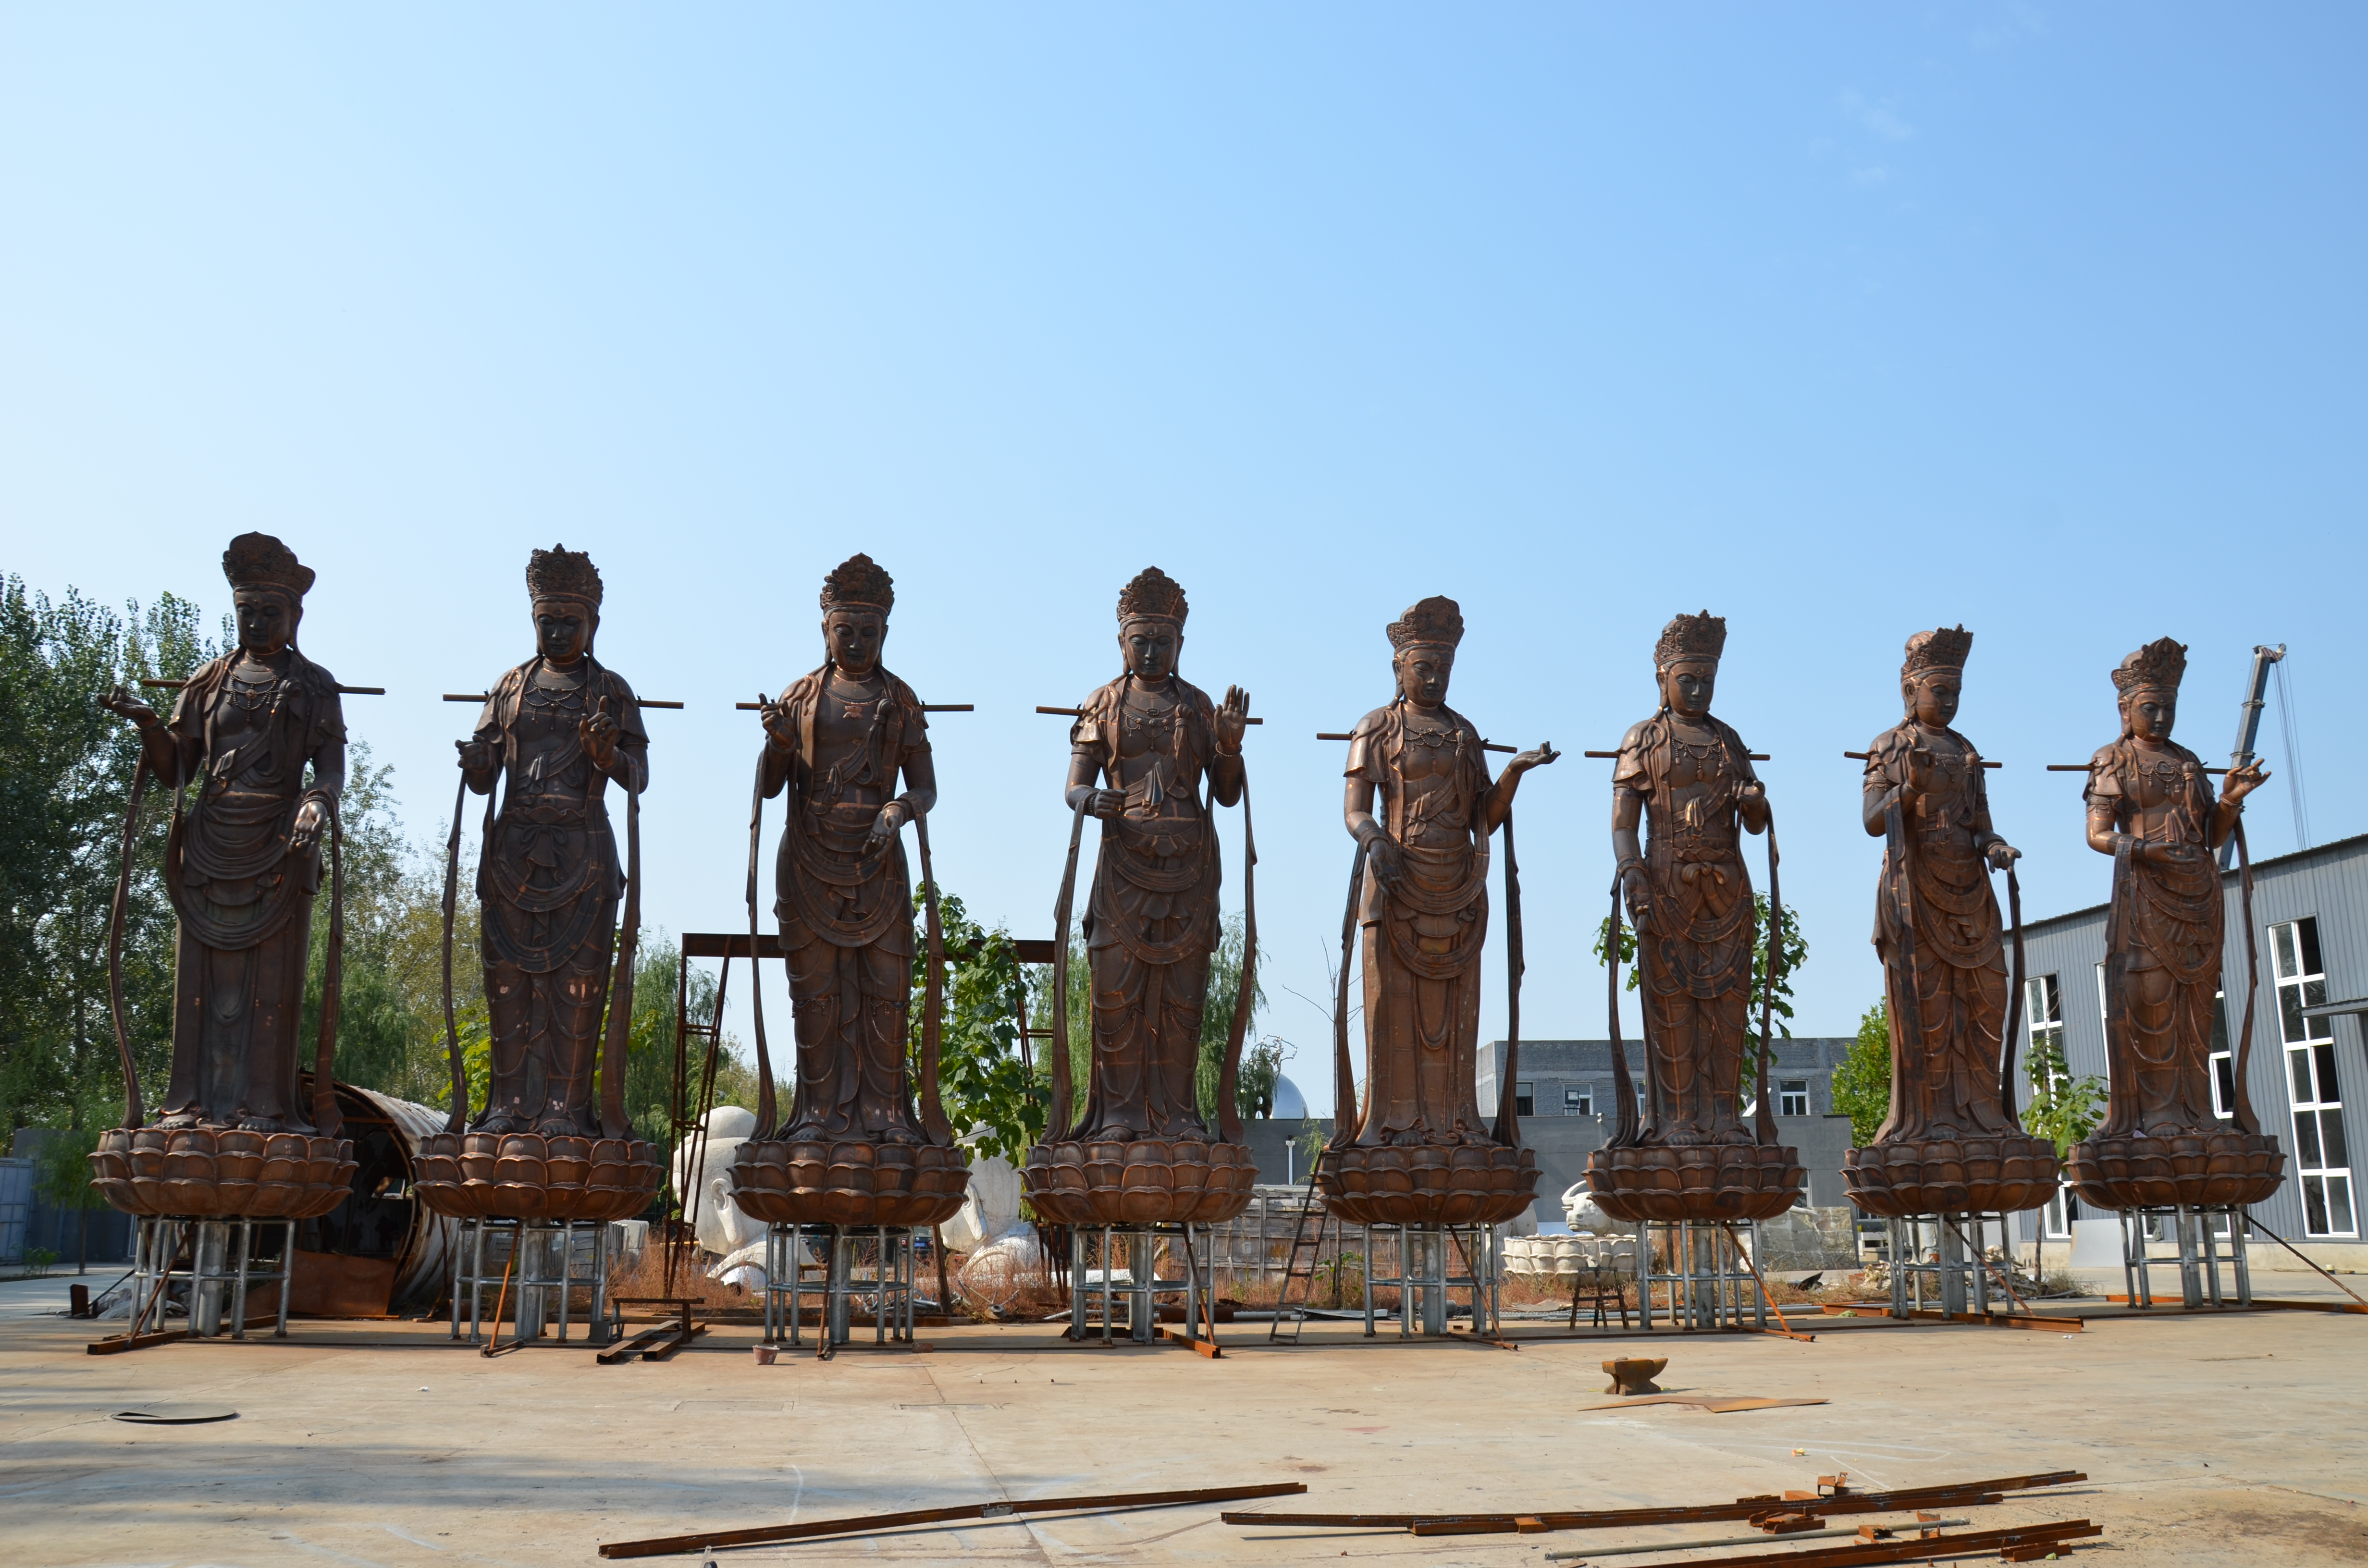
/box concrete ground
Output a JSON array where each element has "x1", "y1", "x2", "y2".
[{"x1": 2, "y1": 1274, "x2": 2363, "y2": 1568}]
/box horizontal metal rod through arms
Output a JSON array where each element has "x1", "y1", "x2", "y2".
[
  {"x1": 733, "y1": 701, "x2": 974, "y2": 711},
  {"x1": 598, "y1": 1482, "x2": 1306, "y2": 1558},
  {"x1": 444, "y1": 693, "x2": 685, "y2": 708},
  {"x1": 1317, "y1": 731, "x2": 1514, "y2": 754},
  {"x1": 142, "y1": 678, "x2": 384, "y2": 694},
  {"x1": 1221, "y1": 1470, "x2": 2084, "y2": 1533},
  {"x1": 1842, "y1": 751, "x2": 2002, "y2": 768},
  {"x1": 2047, "y1": 760, "x2": 2227, "y2": 773},
  {"x1": 1583, "y1": 748, "x2": 1769, "y2": 760},
  {"x1": 1039, "y1": 705, "x2": 1260, "y2": 722}
]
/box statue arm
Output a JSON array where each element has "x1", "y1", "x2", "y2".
[
  {"x1": 894, "y1": 746, "x2": 938, "y2": 823},
  {"x1": 1612, "y1": 787, "x2": 1652, "y2": 927},
  {"x1": 1064, "y1": 747, "x2": 1116, "y2": 816},
  {"x1": 1207, "y1": 747, "x2": 1244, "y2": 808},
  {"x1": 1344, "y1": 777, "x2": 1382, "y2": 846}
]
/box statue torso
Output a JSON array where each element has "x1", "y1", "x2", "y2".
[
  {"x1": 1627, "y1": 714, "x2": 1751, "y2": 858},
  {"x1": 807, "y1": 674, "x2": 897, "y2": 812},
  {"x1": 509, "y1": 662, "x2": 595, "y2": 810},
  {"x1": 2090, "y1": 740, "x2": 2214, "y2": 846}
]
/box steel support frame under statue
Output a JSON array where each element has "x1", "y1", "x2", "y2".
[
  {"x1": 1880, "y1": 1213, "x2": 2016, "y2": 1318},
  {"x1": 762, "y1": 1223, "x2": 918, "y2": 1349},
  {"x1": 1063, "y1": 1223, "x2": 1218, "y2": 1346},
  {"x1": 1633, "y1": 1219, "x2": 1769, "y2": 1333},
  {"x1": 449, "y1": 1216, "x2": 617, "y2": 1346},
  {"x1": 128, "y1": 1215, "x2": 296, "y2": 1340},
  {"x1": 1356, "y1": 1222, "x2": 1501, "y2": 1338},
  {"x1": 2117, "y1": 1205, "x2": 2253, "y2": 1309}
]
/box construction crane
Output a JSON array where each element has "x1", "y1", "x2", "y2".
[{"x1": 2219, "y1": 643, "x2": 2284, "y2": 872}]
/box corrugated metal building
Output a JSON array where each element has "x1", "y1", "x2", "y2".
[
  {"x1": 1479, "y1": 1037, "x2": 1857, "y2": 1220},
  {"x1": 2019, "y1": 831, "x2": 2366, "y2": 1257}
]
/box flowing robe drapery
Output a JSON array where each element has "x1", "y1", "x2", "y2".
[
  {"x1": 2087, "y1": 738, "x2": 2225, "y2": 1136},
  {"x1": 763, "y1": 667, "x2": 930, "y2": 1141},
  {"x1": 160, "y1": 652, "x2": 346, "y2": 1130},
  {"x1": 1614, "y1": 712, "x2": 1759, "y2": 1146},
  {"x1": 1069, "y1": 675, "x2": 1224, "y2": 1143},
  {"x1": 467, "y1": 657, "x2": 647, "y2": 1134},
  {"x1": 1863, "y1": 722, "x2": 2015, "y2": 1141},
  {"x1": 1343, "y1": 702, "x2": 1496, "y2": 1148}
]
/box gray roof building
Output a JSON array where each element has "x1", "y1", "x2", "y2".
[{"x1": 2018, "y1": 831, "x2": 2367, "y2": 1252}]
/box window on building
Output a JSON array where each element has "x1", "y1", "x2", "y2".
[
  {"x1": 2093, "y1": 964, "x2": 2111, "y2": 1085},
  {"x1": 1515, "y1": 1082, "x2": 1535, "y2": 1117},
  {"x1": 2273, "y1": 918, "x2": 2354, "y2": 1237},
  {"x1": 2208, "y1": 989, "x2": 2235, "y2": 1119},
  {"x1": 2027, "y1": 973, "x2": 2067, "y2": 1090},
  {"x1": 1779, "y1": 1079, "x2": 1809, "y2": 1117},
  {"x1": 2041, "y1": 1184, "x2": 2079, "y2": 1240},
  {"x1": 1564, "y1": 1084, "x2": 1593, "y2": 1115}
]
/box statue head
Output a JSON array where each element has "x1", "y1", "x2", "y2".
[
  {"x1": 1115, "y1": 567, "x2": 1187, "y2": 682},
  {"x1": 1387, "y1": 596, "x2": 1464, "y2": 710},
  {"x1": 526, "y1": 544, "x2": 604, "y2": 665},
  {"x1": 2112, "y1": 637, "x2": 2187, "y2": 742},
  {"x1": 1654, "y1": 610, "x2": 1726, "y2": 720},
  {"x1": 819, "y1": 552, "x2": 894, "y2": 678},
  {"x1": 1900, "y1": 625, "x2": 1972, "y2": 728},
  {"x1": 222, "y1": 533, "x2": 314, "y2": 655}
]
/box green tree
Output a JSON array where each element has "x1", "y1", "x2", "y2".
[
  {"x1": 2024, "y1": 1031, "x2": 2105, "y2": 1159},
  {"x1": 1830, "y1": 1001, "x2": 1893, "y2": 1146},
  {"x1": 908, "y1": 890, "x2": 1041, "y2": 1163},
  {"x1": 0, "y1": 578, "x2": 212, "y2": 1139},
  {"x1": 33, "y1": 1123, "x2": 108, "y2": 1273}
]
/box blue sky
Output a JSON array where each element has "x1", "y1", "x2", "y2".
[{"x1": 5, "y1": 5, "x2": 2362, "y2": 1113}]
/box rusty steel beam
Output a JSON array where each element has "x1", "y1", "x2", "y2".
[
  {"x1": 1221, "y1": 1470, "x2": 2084, "y2": 1533},
  {"x1": 1634, "y1": 1519, "x2": 2101, "y2": 1568},
  {"x1": 599, "y1": 1481, "x2": 1306, "y2": 1558}
]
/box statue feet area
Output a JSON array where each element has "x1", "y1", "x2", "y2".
[
  {"x1": 1317, "y1": 1142, "x2": 1538, "y2": 1227},
  {"x1": 1842, "y1": 1133, "x2": 2062, "y2": 1217},
  {"x1": 90, "y1": 1126, "x2": 356, "y2": 1220},
  {"x1": 1584, "y1": 1142, "x2": 1804, "y2": 1224},
  {"x1": 730, "y1": 1137, "x2": 968, "y2": 1228},
  {"x1": 2068, "y1": 1128, "x2": 2285, "y2": 1211},
  {"x1": 412, "y1": 1132, "x2": 664, "y2": 1222},
  {"x1": 1023, "y1": 1137, "x2": 1255, "y2": 1226}
]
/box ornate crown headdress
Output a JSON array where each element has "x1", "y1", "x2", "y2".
[
  {"x1": 525, "y1": 544, "x2": 603, "y2": 608},
  {"x1": 2111, "y1": 637, "x2": 2187, "y2": 694},
  {"x1": 1116, "y1": 567, "x2": 1188, "y2": 625},
  {"x1": 820, "y1": 552, "x2": 894, "y2": 613},
  {"x1": 221, "y1": 532, "x2": 315, "y2": 599},
  {"x1": 1654, "y1": 609, "x2": 1727, "y2": 670},
  {"x1": 1386, "y1": 595, "x2": 1464, "y2": 652},
  {"x1": 1902, "y1": 625, "x2": 1973, "y2": 677}
]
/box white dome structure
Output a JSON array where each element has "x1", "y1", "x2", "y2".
[{"x1": 1269, "y1": 1074, "x2": 1307, "y2": 1120}]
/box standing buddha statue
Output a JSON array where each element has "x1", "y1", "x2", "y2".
[
  {"x1": 1023, "y1": 567, "x2": 1258, "y2": 1226},
  {"x1": 729, "y1": 553, "x2": 968, "y2": 1229},
  {"x1": 1318, "y1": 596, "x2": 1554, "y2": 1227},
  {"x1": 2068, "y1": 637, "x2": 2283, "y2": 1211},
  {"x1": 414, "y1": 545, "x2": 663, "y2": 1223},
  {"x1": 89, "y1": 533, "x2": 357, "y2": 1221},
  {"x1": 1842, "y1": 626, "x2": 2060, "y2": 1216},
  {"x1": 1584, "y1": 611, "x2": 1804, "y2": 1222}
]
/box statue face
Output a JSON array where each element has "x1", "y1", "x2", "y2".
[
  {"x1": 233, "y1": 589, "x2": 298, "y2": 655},
  {"x1": 824, "y1": 609, "x2": 887, "y2": 676},
  {"x1": 1119, "y1": 618, "x2": 1180, "y2": 681},
  {"x1": 1396, "y1": 646, "x2": 1454, "y2": 708},
  {"x1": 533, "y1": 598, "x2": 595, "y2": 665},
  {"x1": 2124, "y1": 686, "x2": 2177, "y2": 742},
  {"x1": 1661, "y1": 659, "x2": 1717, "y2": 718},
  {"x1": 1907, "y1": 670, "x2": 1961, "y2": 727}
]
